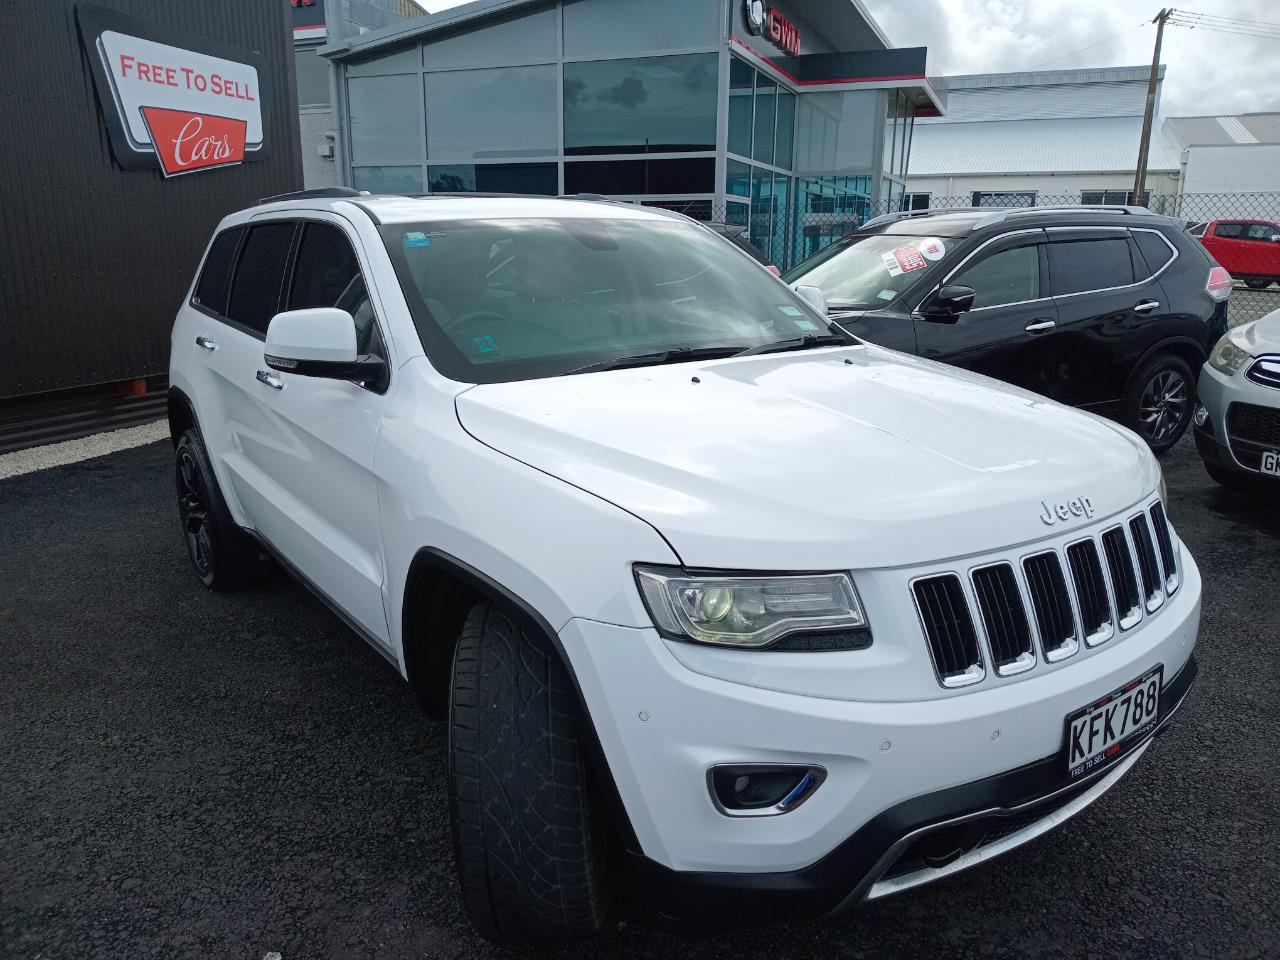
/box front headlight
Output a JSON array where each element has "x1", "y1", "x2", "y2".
[
  {"x1": 1208, "y1": 335, "x2": 1251, "y2": 375},
  {"x1": 634, "y1": 566, "x2": 867, "y2": 648}
]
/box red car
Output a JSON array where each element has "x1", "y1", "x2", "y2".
[{"x1": 1199, "y1": 219, "x2": 1280, "y2": 289}]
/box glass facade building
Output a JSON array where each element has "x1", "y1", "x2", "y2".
[{"x1": 323, "y1": 0, "x2": 940, "y2": 268}]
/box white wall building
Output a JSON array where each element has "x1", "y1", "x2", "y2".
[
  {"x1": 906, "y1": 66, "x2": 1179, "y2": 207},
  {"x1": 1162, "y1": 114, "x2": 1280, "y2": 216}
]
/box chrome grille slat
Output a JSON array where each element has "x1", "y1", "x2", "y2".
[
  {"x1": 971, "y1": 564, "x2": 1034, "y2": 675},
  {"x1": 1022, "y1": 551, "x2": 1078, "y2": 662},
  {"x1": 1101, "y1": 526, "x2": 1143, "y2": 629},
  {"x1": 1149, "y1": 502, "x2": 1180, "y2": 594},
  {"x1": 1129, "y1": 513, "x2": 1165, "y2": 612},
  {"x1": 1066, "y1": 539, "x2": 1114, "y2": 646},
  {"x1": 912, "y1": 574, "x2": 984, "y2": 687}
]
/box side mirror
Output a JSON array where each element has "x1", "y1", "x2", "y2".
[
  {"x1": 922, "y1": 284, "x2": 976, "y2": 322},
  {"x1": 792, "y1": 283, "x2": 828, "y2": 315},
  {"x1": 264, "y1": 308, "x2": 386, "y2": 388}
]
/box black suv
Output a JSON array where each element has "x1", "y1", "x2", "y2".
[{"x1": 783, "y1": 206, "x2": 1232, "y2": 452}]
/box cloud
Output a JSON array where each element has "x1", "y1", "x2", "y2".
[
  {"x1": 597, "y1": 75, "x2": 649, "y2": 110},
  {"x1": 863, "y1": 0, "x2": 1280, "y2": 118}
]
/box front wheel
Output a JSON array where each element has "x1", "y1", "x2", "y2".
[
  {"x1": 174, "y1": 429, "x2": 260, "y2": 589},
  {"x1": 448, "y1": 601, "x2": 609, "y2": 945},
  {"x1": 1123, "y1": 354, "x2": 1195, "y2": 454}
]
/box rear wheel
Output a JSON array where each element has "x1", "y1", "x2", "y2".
[
  {"x1": 175, "y1": 429, "x2": 260, "y2": 589},
  {"x1": 448, "y1": 601, "x2": 609, "y2": 945},
  {"x1": 1123, "y1": 354, "x2": 1195, "y2": 454},
  {"x1": 1244, "y1": 278, "x2": 1273, "y2": 290}
]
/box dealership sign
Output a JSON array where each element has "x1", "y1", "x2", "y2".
[
  {"x1": 744, "y1": 0, "x2": 802, "y2": 57},
  {"x1": 77, "y1": 5, "x2": 270, "y2": 177}
]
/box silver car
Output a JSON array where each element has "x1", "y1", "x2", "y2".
[{"x1": 1195, "y1": 309, "x2": 1280, "y2": 485}]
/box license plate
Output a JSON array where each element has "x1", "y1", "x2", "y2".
[
  {"x1": 1262, "y1": 451, "x2": 1280, "y2": 477},
  {"x1": 1065, "y1": 667, "x2": 1162, "y2": 779}
]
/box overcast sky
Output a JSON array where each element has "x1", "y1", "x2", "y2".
[
  {"x1": 415, "y1": 1, "x2": 1280, "y2": 119},
  {"x1": 862, "y1": 1, "x2": 1280, "y2": 118}
]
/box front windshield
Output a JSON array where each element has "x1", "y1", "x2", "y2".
[
  {"x1": 379, "y1": 218, "x2": 841, "y2": 383},
  {"x1": 783, "y1": 233, "x2": 952, "y2": 309}
]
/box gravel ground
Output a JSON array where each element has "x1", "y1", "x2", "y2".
[{"x1": 1, "y1": 435, "x2": 1277, "y2": 960}]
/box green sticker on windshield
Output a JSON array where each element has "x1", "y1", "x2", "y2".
[
  {"x1": 794, "y1": 318, "x2": 820, "y2": 331},
  {"x1": 777, "y1": 305, "x2": 803, "y2": 317},
  {"x1": 877, "y1": 289, "x2": 898, "y2": 301}
]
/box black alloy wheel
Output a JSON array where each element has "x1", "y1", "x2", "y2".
[
  {"x1": 177, "y1": 446, "x2": 213, "y2": 579},
  {"x1": 1137, "y1": 368, "x2": 1191, "y2": 449}
]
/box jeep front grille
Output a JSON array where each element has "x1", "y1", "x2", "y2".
[
  {"x1": 971, "y1": 564, "x2": 1034, "y2": 675},
  {"x1": 1066, "y1": 539, "x2": 1114, "y2": 646},
  {"x1": 912, "y1": 575, "x2": 984, "y2": 687},
  {"x1": 1129, "y1": 513, "x2": 1164, "y2": 612},
  {"x1": 912, "y1": 501, "x2": 1177, "y2": 689},
  {"x1": 1022, "y1": 551, "x2": 1078, "y2": 662}
]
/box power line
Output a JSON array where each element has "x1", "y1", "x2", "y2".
[
  {"x1": 1167, "y1": 18, "x2": 1280, "y2": 41},
  {"x1": 1167, "y1": 11, "x2": 1280, "y2": 40},
  {"x1": 1171, "y1": 9, "x2": 1280, "y2": 30},
  {"x1": 1025, "y1": 20, "x2": 1151, "y2": 70}
]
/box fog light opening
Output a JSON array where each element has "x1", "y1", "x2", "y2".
[
  {"x1": 1193, "y1": 404, "x2": 1209, "y2": 428},
  {"x1": 708, "y1": 764, "x2": 826, "y2": 817}
]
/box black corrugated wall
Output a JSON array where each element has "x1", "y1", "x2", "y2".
[{"x1": 0, "y1": 1, "x2": 303, "y2": 400}]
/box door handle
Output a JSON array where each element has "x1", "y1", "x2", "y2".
[
  {"x1": 1024, "y1": 319, "x2": 1057, "y2": 333},
  {"x1": 195, "y1": 336, "x2": 218, "y2": 351},
  {"x1": 256, "y1": 369, "x2": 285, "y2": 390},
  {"x1": 1134, "y1": 300, "x2": 1161, "y2": 314}
]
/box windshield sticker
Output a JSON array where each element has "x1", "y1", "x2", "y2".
[
  {"x1": 877, "y1": 289, "x2": 898, "y2": 301},
  {"x1": 472, "y1": 334, "x2": 498, "y2": 356},
  {"x1": 893, "y1": 244, "x2": 927, "y2": 273},
  {"x1": 919, "y1": 237, "x2": 946, "y2": 261},
  {"x1": 777, "y1": 305, "x2": 803, "y2": 317},
  {"x1": 794, "y1": 318, "x2": 820, "y2": 331},
  {"x1": 405, "y1": 231, "x2": 431, "y2": 248},
  {"x1": 881, "y1": 250, "x2": 904, "y2": 276}
]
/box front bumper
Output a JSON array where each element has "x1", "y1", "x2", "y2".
[
  {"x1": 560, "y1": 550, "x2": 1200, "y2": 922},
  {"x1": 1196, "y1": 361, "x2": 1280, "y2": 478}
]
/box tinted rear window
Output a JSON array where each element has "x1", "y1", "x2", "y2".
[
  {"x1": 193, "y1": 227, "x2": 243, "y2": 316},
  {"x1": 1048, "y1": 237, "x2": 1134, "y2": 296},
  {"x1": 227, "y1": 222, "x2": 296, "y2": 335},
  {"x1": 1214, "y1": 222, "x2": 1245, "y2": 238},
  {"x1": 1132, "y1": 230, "x2": 1175, "y2": 277}
]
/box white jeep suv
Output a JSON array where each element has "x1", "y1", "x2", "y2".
[{"x1": 168, "y1": 190, "x2": 1200, "y2": 944}]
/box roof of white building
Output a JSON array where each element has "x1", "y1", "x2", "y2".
[
  {"x1": 908, "y1": 65, "x2": 1177, "y2": 177},
  {"x1": 1164, "y1": 113, "x2": 1280, "y2": 148}
]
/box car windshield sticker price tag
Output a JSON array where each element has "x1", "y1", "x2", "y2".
[
  {"x1": 883, "y1": 244, "x2": 928, "y2": 276},
  {"x1": 919, "y1": 237, "x2": 946, "y2": 260}
]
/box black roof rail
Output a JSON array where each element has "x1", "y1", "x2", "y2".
[{"x1": 258, "y1": 186, "x2": 367, "y2": 204}]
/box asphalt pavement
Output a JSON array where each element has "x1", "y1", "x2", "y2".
[{"x1": 1, "y1": 435, "x2": 1277, "y2": 959}]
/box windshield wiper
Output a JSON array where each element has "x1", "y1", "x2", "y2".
[
  {"x1": 560, "y1": 345, "x2": 746, "y2": 376},
  {"x1": 731, "y1": 333, "x2": 853, "y2": 358}
]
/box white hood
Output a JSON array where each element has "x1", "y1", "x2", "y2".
[
  {"x1": 456, "y1": 345, "x2": 1158, "y2": 570},
  {"x1": 1230, "y1": 308, "x2": 1280, "y2": 353}
]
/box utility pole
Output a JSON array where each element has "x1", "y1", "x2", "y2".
[{"x1": 1133, "y1": 8, "x2": 1172, "y2": 206}]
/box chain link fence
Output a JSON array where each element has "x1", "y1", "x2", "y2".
[{"x1": 648, "y1": 192, "x2": 1280, "y2": 329}]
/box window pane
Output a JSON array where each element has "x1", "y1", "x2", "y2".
[
  {"x1": 349, "y1": 75, "x2": 420, "y2": 165},
  {"x1": 352, "y1": 165, "x2": 424, "y2": 193},
  {"x1": 295, "y1": 47, "x2": 330, "y2": 108},
  {"x1": 563, "y1": 0, "x2": 719, "y2": 57},
  {"x1": 426, "y1": 66, "x2": 557, "y2": 162},
  {"x1": 1133, "y1": 232, "x2": 1174, "y2": 276},
  {"x1": 1048, "y1": 238, "x2": 1134, "y2": 296},
  {"x1": 954, "y1": 245, "x2": 1041, "y2": 309},
  {"x1": 794, "y1": 91, "x2": 878, "y2": 175},
  {"x1": 752, "y1": 75, "x2": 776, "y2": 166},
  {"x1": 429, "y1": 163, "x2": 558, "y2": 195},
  {"x1": 228, "y1": 222, "x2": 295, "y2": 335},
  {"x1": 1214, "y1": 222, "x2": 1244, "y2": 238},
  {"x1": 423, "y1": 6, "x2": 557, "y2": 70},
  {"x1": 728, "y1": 59, "x2": 754, "y2": 158},
  {"x1": 775, "y1": 91, "x2": 796, "y2": 171},
  {"x1": 193, "y1": 227, "x2": 243, "y2": 316},
  {"x1": 564, "y1": 55, "x2": 717, "y2": 155},
  {"x1": 288, "y1": 223, "x2": 361, "y2": 311},
  {"x1": 724, "y1": 201, "x2": 749, "y2": 226},
  {"x1": 563, "y1": 157, "x2": 714, "y2": 194},
  {"x1": 726, "y1": 158, "x2": 751, "y2": 198}
]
